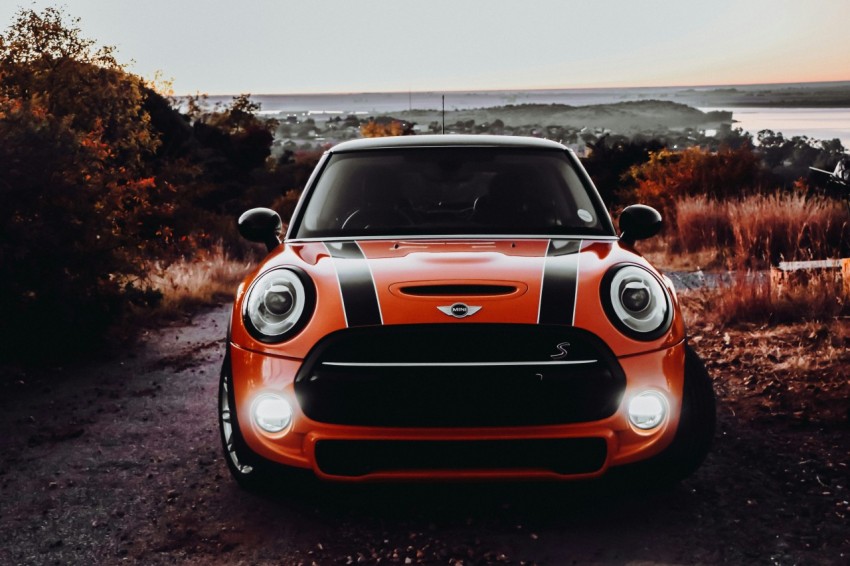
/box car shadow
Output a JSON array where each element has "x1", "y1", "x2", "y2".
[{"x1": 248, "y1": 469, "x2": 702, "y2": 529}]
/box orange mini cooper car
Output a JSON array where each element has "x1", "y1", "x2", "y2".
[{"x1": 219, "y1": 135, "x2": 715, "y2": 489}]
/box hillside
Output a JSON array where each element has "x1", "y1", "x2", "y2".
[{"x1": 399, "y1": 100, "x2": 731, "y2": 133}]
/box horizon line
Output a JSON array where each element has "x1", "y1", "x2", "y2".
[{"x1": 185, "y1": 78, "x2": 850, "y2": 98}]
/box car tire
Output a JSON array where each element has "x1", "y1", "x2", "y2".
[
  {"x1": 618, "y1": 343, "x2": 716, "y2": 486},
  {"x1": 218, "y1": 349, "x2": 278, "y2": 492}
]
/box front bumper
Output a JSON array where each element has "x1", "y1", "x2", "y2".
[{"x1": 228, "y1": 330, "x2": 685, "y2": 481}]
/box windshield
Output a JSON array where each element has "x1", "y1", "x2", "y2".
[{"x1": 292, "y1": 147, "x2": 612, "y2": 239}]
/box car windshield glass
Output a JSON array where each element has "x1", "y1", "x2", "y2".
[{"x1": 293, "y1": 147, "x2": 612, "y2": 239}]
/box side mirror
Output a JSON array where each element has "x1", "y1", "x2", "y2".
[
  {"x1": 238, "y1": 208, "x2": 282, "y2": 252},
  {"x1": 835, "y1": 158, "x2": 850, "y2": 184},
  {"x1": 809, "y1": 157, "x2": 849, "y2": 188},
  {"x1": 619, "y1": 204, "x2": 662, "y2": 246}
]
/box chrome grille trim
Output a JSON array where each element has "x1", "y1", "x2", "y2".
[{"x1": 322, "y1": 360, "x2": 597, "y2": 368}]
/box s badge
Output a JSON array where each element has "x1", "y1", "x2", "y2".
[
  {"x1": 437, "y1": 303, "x2": 482, "y2": 319},
  {"x1": 550, "y1": 341, "x2": 570, "y2": 359}
]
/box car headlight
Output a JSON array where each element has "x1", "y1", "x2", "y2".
[
  {"x1": 601, "y1": 264, "x2": 672, "y2": 340},
  {"x1": 243, "y1": 267, "x2": 315, "y2": 342}
]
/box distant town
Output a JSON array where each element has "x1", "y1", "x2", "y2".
[
  {"x1": 200, "y1": 81, "x2": 850, "y2": 155},
  {"x1": 269, "y1": 100, "x2": 736, "y2": 157}
]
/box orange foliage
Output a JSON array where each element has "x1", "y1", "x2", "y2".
[
  {"x1": 360, "y1": 119, "x2": 413, "y2": 138},
  {"x1": 0, "y1": 8, "x2": 175, "y2": 359},
  {"x1": 0, "y1": 7, "x2": 292, "y2": 359},
  {"x1": 626, "y1": 146, "x2": 763, "y2": 214}
]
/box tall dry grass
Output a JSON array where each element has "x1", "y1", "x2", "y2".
[
  {"x1": 653, "y1": 192, "x2": 850, "y2": 326},
  {"x1": 672, "y1": 193, "x2": 850, "y2": 268},
  {"x1": 144, "y1": 244, "x2": 254, "y2": 314},
  {"x1": 681, "y1": 267, "x2": 849, "y2": 327}
]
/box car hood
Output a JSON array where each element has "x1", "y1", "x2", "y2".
[{"x1": 231, "y1": 238, "x2": 684, "y2": 358}]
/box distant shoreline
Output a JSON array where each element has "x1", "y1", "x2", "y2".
[
  {"x1": 200, "y1": 81, "x2": 850, "y2": 113},
  {"x1": 189, "y1": 83, "x2": 850, "y2": 150}
]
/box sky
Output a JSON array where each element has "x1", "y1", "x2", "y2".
[{"x1": 2, "y1": 0, "x2": 849, "y2": 95}]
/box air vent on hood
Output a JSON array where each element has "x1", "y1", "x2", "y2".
[{"x1": 399, "y1": 284, "x2": 517, "y2": 297}]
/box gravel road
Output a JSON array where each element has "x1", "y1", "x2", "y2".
[{"x1": 1, "y1": 305, "x2": 847, "y2": 565}]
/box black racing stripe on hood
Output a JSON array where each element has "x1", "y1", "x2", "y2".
[
  {"x1": 538, "y1": 239, "x2": 582, "y2": 325},
  {"x1": 325, "y1": 242, "x2": 382, "y2": 327}
]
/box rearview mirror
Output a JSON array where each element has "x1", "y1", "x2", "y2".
[
  {"x1": 238, "y1": 208, "x2": 282, "y2": 252},
  {"x1": 619, "y1": 204, "x2": 662, "y2": 246}
]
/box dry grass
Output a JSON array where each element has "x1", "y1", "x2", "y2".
[
  {"x1": 674, "y1": 196, "x2": 732, "y2": 255},
  {"x1": 671, "y1": 193, "x2": 850, "y2": 268},
  {"x1": 144, "y1": 244, "x2": 253, "y2": 315},
  {"x1": 679, "y1": 267, "x2": 849, "y2": 327},
  {"x1": 679, "y1": 274, "x2": 849, "y2": 425},
  {"x1": 665, "y1": 192, "x2": 850, "y2": 326},
  {"x1": 640, "y1": 238, "x2": 720, "y2": 271}
]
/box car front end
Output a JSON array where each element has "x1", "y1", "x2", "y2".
[{"x1": 219, "y1": 136, "x2": 714, "y2": 486}]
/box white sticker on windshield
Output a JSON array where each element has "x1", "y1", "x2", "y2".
[{"x1": 577, "y1": 209, "x2": 593, "y2": 223}]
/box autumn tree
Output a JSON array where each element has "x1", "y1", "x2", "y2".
[
  {"x1": 190, "y1": 93, "x2": 275, "y2": 172},
  {"x1": 0, "y1": 7, "x2": 166, "y2": 360},
  {"x1": 625, "y1": 145, "x2": 764, "y2": 216},
  {"x1": 360, "y1": 117, "x2": 415, "y2": 137},
  {"x1": 0, "y1": 6, "x2": 158, "y2": 167},
  {"x1": 580, "y1": 136, "x2": 664, "y2": 205},
  {"x1": 224, "y1": 93, "x2": 261, "y2": 132}
]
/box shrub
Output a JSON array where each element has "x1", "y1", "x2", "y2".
[
  {"x1": 0, "y1": 8, "x2": 168, "y2": 361},
  {"x1": 627, "y1": 145, "x2": 763, "y2": 216},
  {"x1": 0, "y1": 8, "x2": 311, "y2": 362},
  {"x1": 580, "y1": 136, "x2": 664, "y2": 205},
  {"x1": 360, "y1": 118, "x2": 414, "y2": 137},
  {"x1": 0, "y1": 95, "x2": 169, "y2": 359}
]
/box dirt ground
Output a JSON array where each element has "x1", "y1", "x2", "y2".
[{"x1": 1, "y1": 304, "x2": 848, "y2": 565}]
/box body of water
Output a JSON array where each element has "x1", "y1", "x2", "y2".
[{"x1": 700, "y1": 107, "x2": 850, "y2": 148}]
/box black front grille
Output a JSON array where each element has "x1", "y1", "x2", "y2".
[
  {"x1": 294, "y1": 325, "x2": 625, "y2": 428},
  {"x1": 315, "y1": 438, "x2": 608, "y2": 477}
]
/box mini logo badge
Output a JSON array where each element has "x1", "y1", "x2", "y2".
[{"x1": 437, "y1": 303, "x2": 482, "y2": 318}]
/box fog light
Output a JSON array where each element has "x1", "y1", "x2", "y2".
[
  {"x1": 628, "y1": 391, "x2": 667, "y2": 430},
  {"x1": 252, "y1": 395, "x2": 292, "y2": 433}
]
